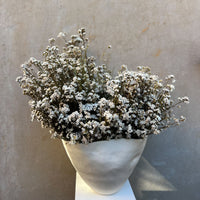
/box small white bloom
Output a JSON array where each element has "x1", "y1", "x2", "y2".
[{"x1": 57, "y1": 32, "x2": 66, "y2": 38}]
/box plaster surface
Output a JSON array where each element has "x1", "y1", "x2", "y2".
[{"x1": 0, "y1": 0, "x2": 200, "y2": 199}]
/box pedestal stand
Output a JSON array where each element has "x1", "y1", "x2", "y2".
[{"x1": 75, "y1": 173, "x2": 136, "y2": 200}]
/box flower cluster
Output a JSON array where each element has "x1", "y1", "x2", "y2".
[{"x1": 16, "y1": 28, "x2": 189, "y2": 144}]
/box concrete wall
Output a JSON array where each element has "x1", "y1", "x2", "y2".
[{"x1": 0, "y1": 0, "x2": 199, "y2": 199}]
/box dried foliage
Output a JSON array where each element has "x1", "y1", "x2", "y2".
[{"x1": 16, "y1": 28, "x2": 189, "y2": 144}]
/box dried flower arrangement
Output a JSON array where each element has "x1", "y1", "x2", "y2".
[{"x1": 16, "y1": 28, "x2": 189, "y2": 144}]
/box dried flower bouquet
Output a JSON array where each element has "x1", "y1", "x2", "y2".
[{"x1": 16, "y1": 28, "x2": 189, "y2": 144}]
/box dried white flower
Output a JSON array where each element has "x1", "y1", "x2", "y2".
[{"x1": 57, "y1": 32, "x2": 66, "y2": 38}]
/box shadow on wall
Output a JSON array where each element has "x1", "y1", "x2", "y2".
[{"x1": 130, "y1": 156, "x2": 200, "y2": 200}]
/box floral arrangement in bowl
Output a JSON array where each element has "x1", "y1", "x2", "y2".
[
  {"x1": 16, "y1": 28, "x2": 190, "y2": 195},
  {"x1": 16, "y1": 28, "x2": 189, "y2": 144}
]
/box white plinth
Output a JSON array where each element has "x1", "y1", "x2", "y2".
[{"x1": 75, "y1": 173, "x2": 136, "y2": 200}]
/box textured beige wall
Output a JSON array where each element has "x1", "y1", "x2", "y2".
[{"x1": 0, "y1": 0, "x2": 200, "y2": 199}]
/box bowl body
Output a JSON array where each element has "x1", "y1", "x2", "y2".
[{"x1": 62, "y1": 138, "x2": 147, "y2": 195}]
